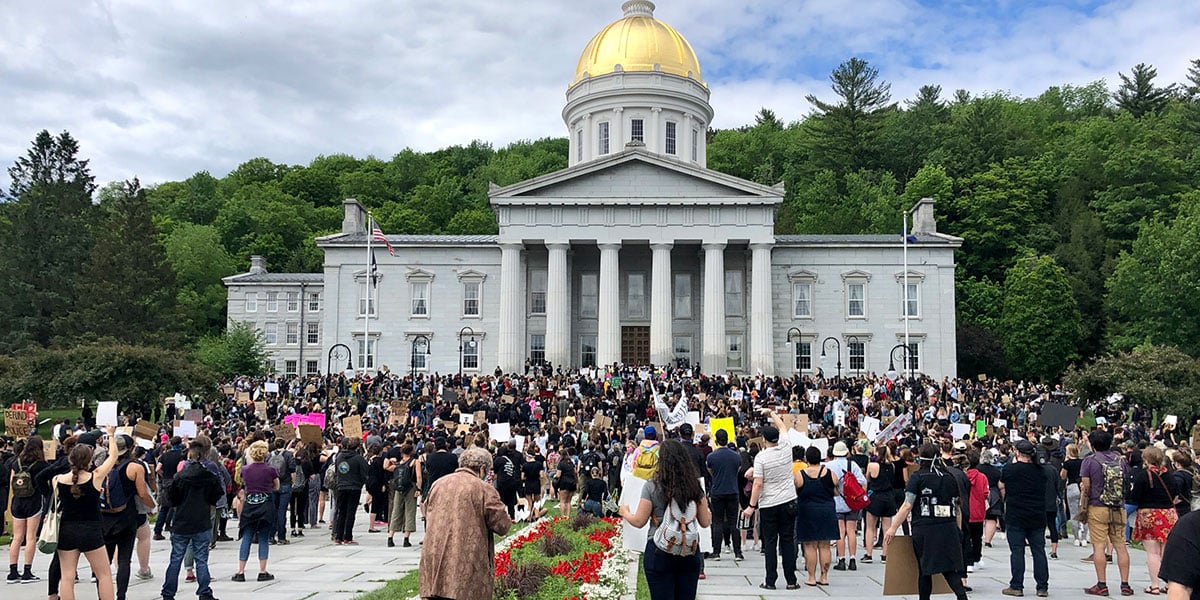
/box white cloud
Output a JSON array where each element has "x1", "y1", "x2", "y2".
[{"x1": 1, "y1": 0, "x2": 1197, "y2": 189}]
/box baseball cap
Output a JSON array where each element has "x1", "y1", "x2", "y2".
[
  {"x1": 643, "y1": 425, "x2": 657, "y2": 440},
  {"x1": 1015, "y1": 440, "x2": 1036, "y2": 456},
  {"x1": 114, "y1": 434, "x2": 134, "y2": 458},
  {"x1": 761, "y1": 425, "x2": 780, "y2": 444},
  {"x1": 953, "y1": 441, "x2": 968, "y2": 453},
  {"x1": 832, "y1": 441, "x2": 850, "y2": 456}
]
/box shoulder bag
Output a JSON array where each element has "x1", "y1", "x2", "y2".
[{"x1": 37, "y1": 480, "x2": 62, "y2": 554}]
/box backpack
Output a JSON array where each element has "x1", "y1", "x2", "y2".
[
  {"x1": 1191, "y1": 467, "x2": 1200, "y2": 512},
  {"x1": 840, "y1": 460, "x2": 871, "y2": 511},
  {"x1": 324, "y1": 458, "x2": 340, "y2": 489},
  {"x1": 267, "y1": 451, "x2": 291, "y2": 482},
  {"x1": 391, "y1": 459, "x2": 416, "y2": 495},
  {"x1": 632, "y1": 444, "x2": 659, "y2": 480},
  {"x1": 1097, "y1": 455, "x2": 1126, "y2": 507},
  {"x1": 12, "y1": 459, "x2": 35, "y2": 499},
  {"x1": 652, "y1": 498, "x2": 700, "y2": 556},
  {"x1": 101, "y1": 460, "x2": 134, "y2": 513}
]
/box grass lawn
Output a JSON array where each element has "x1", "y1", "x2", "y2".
[
  {"x1": 355, "y1": 501, "x2": 560, "y2": 600},
  {"x1": 636, "y1": 561, "x2": 649, "y2": 600},
  {"x1": 27, "y1": 407, "x2": 88, "y2": 440}
]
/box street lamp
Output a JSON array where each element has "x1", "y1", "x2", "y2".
[
  {"x1": 820, "y1": 336, "x2": 842, "y2": 379},
  {"x1": 785, "y1": 327, "x2": 802, "y2": 373},
  {"x1": 846, "y1": 335, "x2": 862, "y2": 376},
  {"x1": 411, "y1": 335, "x2": 431, "y2": 380},
  {"x1": 327, "y1": 343, "x2": 353, "y2": 374},
  {"x1": 886, "y1": 343, "x2": 914, "y2": 382},
  {"x1": 458, "y1": 326, "x2": 476, "y2": 375}
]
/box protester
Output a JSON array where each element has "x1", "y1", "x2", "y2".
[
  {"x1": 53, "y1": 426, "x2": 121, "y2": 600},
  {"x1": 268, "y1": 438, "x2": 298, "y2": 544},
  {"x1": 1080, "y1": 429, "x2": 1134, "y2": 597},
  {"x1": 331, "y1": 436, "x2": 368, "y2": 545},
  {"x1": 795, "y1": 445, "x2": 839, "y2": 586},
  {"x1": 419, "y1": 447, "x2": 513, "y2": 600},
  {"x1": 863, "y1": 444, "x2": 897, "y2": 564},
  {"x1": 159, "y1": 440, "x2": 224, "y2": 600},
  {"x1": 232, "y1": 440, "x2": 278, "y2": 583},
  {"x1": 1159, "y1": 509, "x2": 1200, "y2": 600},
  {"x1": 828, "y1": 440, "x2": 866, "y2": 571},
  {"x1": 386, "y1": 443, "x2": 421, "y2": 548},
  {"x1": 964, "y1": 450, "x2": 989, "y2": 574},
  {"x1": 1000, "y1": 439, "x2": 1050, "y2": 597},
  {"x1": 705, "y1": 428, "x2": 743, "y2": 560},
  {"x1": 1062, "y1": 443, "x2": 1088, "y2": 546},
  {"x1": 1131, "y1": 445, "x2": 1180, "y2": 594},
  {"x1": 99, "y1": 433, "x2": 156, "y2": 600},
  {"x1": 7, "y1": 434, "x2": 48, "y2": 584},
  {"x1": 742, "y1": 409, "x2": 798, "y2": 590}
]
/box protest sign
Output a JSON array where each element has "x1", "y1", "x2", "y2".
[
  {"x1": 264, "y1": 382, "x2": 279, "y2": 394},
  {"x1": 819, "y1": 389, "x2": 840, "y2": 398},
  {"x1": 883, "y1": 537, "x2": 952, "y2": 595},
  {"x1": 1040, "y1": 403, "x2": 1081, "y2": 430},
  {"x1": 619, "y1": 475, "x2": 649, "y2": 552},
  {"x1": 993, "y1": 418, "x2": 1008, "y2": 428},
  {"x1": 134, "y1": 420, "x2": 158, "y2": 440},
  {"x1": 284, "y1": 412, "x2": 326, "y2": 430},
  {"x1": 710, "y1": 417, "x2": 735, "y2": 449},
  {"x1": 117, "y1": 426, "x2": 134, "y2": 437},
  {"x1": 456, "y1": 423, "x2": 472, "y2": 437},
  {"x1": 685, "y1": 411, "x2": 701, "y2": 427},
  {"x1": 183, "y1": 409, "x2": 202, "y2": 422},
  {"x1": 254, "y1": 402, "x2": 267, "y2": 420},
  {"x1": 174, "y1": 420, "x2": 197, "y2": 438},
  {"x1": 97, "y1": 401, "x2": 119, "y2": 427},
  {"x1": 474, "y1": 410, "x2": 488, "y2": 426},
  {"x1": 443, "y1": 389, "x2": 458, "y2": 405},
  {"x1": 135, "y1": 438, "x2": 154, "y2": 450},
  {"x1": 951, "y1": 423, "x2": 972, "y2": 440},
  {"x1": 514, "y1": 435, "x2": 526, "y2": 453},
  {"x1": 834, "y1": 409, "x2": 846, "y2": 428},
  {"x1": 298, "y1": 424, "x2": 322, "y2": 445},
  {"x1": 862, "y1": 416, "x2": 881, "y2": 440},
  {"x1": 975, "y1": 420, "x2": 987, "y2": 438},
  {"x1": 221, "y1": 385, "x2": 235, "y2": 395},
  {"x1": 501, "y1": 394, "x2": 515, "y2": 404},
  {"x1": 343, "y1": 415, "x2": 363, "y2": 439},
  {"x1": 390, "y1": 400, "x2": 405, "y2": 415},
  {"x1": 489, "y1": 422, "x2": 512, "y2": 443},
  {"x1": 43, "y1": 439, "x2": 58, "y2": 461},
  {"x1": 730, "y1": 389, "x2": 744, "y2": 401},
  {"x1": 236, "y1": 391, "x2": 251, "y2": 404},
  {"x1": 1166, "y1": 415, "x2": 1179, "y2": 427},
  {"x1": 4, "y1": 409, "x2": 29, "y2": 437},
  {"x1": 459, "y1": 413, "x2": 474, "y2": 425},
  {"x1": 592, "y1": 414, "x2": 612, "y2": 430},
  {"x1": 875, "y1": 413, "x2": 912, "y2": 443},
  {"x1": 273, "y1": 423, "x2": 297, "y2": 441}
]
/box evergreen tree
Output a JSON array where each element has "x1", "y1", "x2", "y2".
[
  {"x1": 0, "y1": 130, "x2": 96, "y2": 350},
  {"x1": 805, "y1": 57, "x2": 897, "y2": 174},
  {"x1": 1000, "y1": 255, "x2": 1083, "y2": 381},
  {"x1": 1113, "y1": 63, "x2": 1175, "y2": 118},
  {"x1": 65, "y1": 179, "x2": 180, "y2": 345}
]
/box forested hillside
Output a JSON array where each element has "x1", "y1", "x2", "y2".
[{"x1": 3, "y1": 58, "x2": 1199, "y2": 383}]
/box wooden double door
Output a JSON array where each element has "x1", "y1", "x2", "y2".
[{"x1": 621, "y1": 326, "x2": 650, "y2": 365}]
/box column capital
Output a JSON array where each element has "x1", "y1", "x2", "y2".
[
  {"x1": 702, "y1": 242, "x2": 726, "y2": 252},
  {"x1": 545, "y1": 242, "x2": 571, "y2": 251},
  {"x1": 597, "y1": 242, "x2": 622, "y2": 252},
  {"x1": 499, "y1": 242, "x2": 524, "y2": 252},
  {"x1": 612, "y1": 107, "x2": 624, "y2": 114},
  {"x1": 651, "y1": 107, "x2": 662, "y2": 114},
  {"x1": 649, "y1": 242, "x2": 674, "y2": 252},
  {"x1": 749, "y1": 242, "x2": 774, "y2": 252}
]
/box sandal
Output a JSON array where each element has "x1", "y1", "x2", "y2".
[
  {"x1": 1144, "y1": 587, "x2": 1161, "y2": 595},
  {"x1": 786, "y1": 583, "x2": 801, "y2": 590}
]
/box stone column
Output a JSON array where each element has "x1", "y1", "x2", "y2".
[
  {"x1": 749, "y1": 243, "x2": 775, "y2": 375},
  {"x1": 545, "y1": 243, "x2": 571, "y2": 368},
  {"x1": 497, "y1": 243, "x2": 525, "y2": 373},
  {"x1": 649, "y1": 242, "x2": 673, "y2": 366},
  {"x1": 597, "y1": 243, "x2": 621, "y2": 367},
  {"x1": 649, "y1": 107, "x2": 662, "y2": 153},
  {"x1": 612, "y1": 108, "x2": 624, "y2": 151},
  {"x1": 701, "y1": 243, "x2": 727, "y2": 374},
  {"x1": 581, "y1": 113, "x2": 593, "y2": 163}
]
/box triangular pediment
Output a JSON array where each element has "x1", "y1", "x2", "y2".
[{"x1": 489, "y1": 149, "x2": 783, "y2": 203}]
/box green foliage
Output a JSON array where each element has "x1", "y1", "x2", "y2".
[
  {"x1": 1063, "y1": 345, "x2": 1200, "y2": 419},
  {"x1": 805, "y1": 57, "x2": 897, "y2": 174},
  {"x1": 1000, "y1": 255, "x2": 1083, "y2": 381},
  {"x1": 194, "y1": 322, "x2": 268, "y2": 378},
  {"x1": 164, "y1": 223, "x2": 238, "y2": 340},
  {"x1": 1114, "y1": 63, "x2": 1176, "y2": 118}
]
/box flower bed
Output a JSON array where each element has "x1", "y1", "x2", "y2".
[{"x1": 494, "y1": 513, "x2": 631, "y2": 600}]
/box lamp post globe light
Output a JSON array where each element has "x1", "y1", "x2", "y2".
[
  {"x1": 411, "y1": 335, "x2": 431, "y2": 380},
  {"x1": 886, "y1": 343, "x2": 913, "y2": 382},
  {"x1": 327, "y1": 343, "x2": 353, "y2": 375},
  {"x1": 785, "y1": 327, "x2": 802, "y2": 373},
  {"x1": 820, "y1": 336, "x2": 842, "y2": 380},
  {"x1": 458, "y1": 326, "x2": 476, "y2": 375}
]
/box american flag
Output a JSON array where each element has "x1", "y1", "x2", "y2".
[{"x1": 371, "y1": 219, "x2": 395, "y2": 256}]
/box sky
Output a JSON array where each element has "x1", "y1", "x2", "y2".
[{"x1": 2, "y1": 0, "x2": 1198, "y2": 188}]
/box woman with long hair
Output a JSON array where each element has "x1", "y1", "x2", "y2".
[
  {"x1": 365, "y1": 443, "x2": 387, "y2": 532},
  {"x1": 1061, "y1": 443, "x2": 1087, "y2": 545},
  {"x1": 1130, "y1": 445, "x2": 1179, "y2": 595},
  {"x1": 54, "y1": 426, "x2": 121, "y2": 600},
  {"x1": 863, "y1": 444, "x2": 897, "y2": 564},
  {"x1": 619, "y1": 439, "x2": 712, "y2": 600},
  {"x1": 7, "y1": 434, "x2": 48, "y2": 584},
  {"x1": 795, "y1": 445, "x2": 839, "y2": 586},
  {"x1": 555, "y1": 447, "x2": 578, "y2": 518}
]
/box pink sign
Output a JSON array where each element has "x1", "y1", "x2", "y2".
[{"x1": 283, "y1": 412, "x2": 326, "y2": 430}]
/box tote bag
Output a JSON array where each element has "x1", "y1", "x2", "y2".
[{"x1": 38, "y1": 483, "x2": 61, "y2": 554}]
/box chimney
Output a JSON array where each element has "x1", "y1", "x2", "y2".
[
  {"x1": 249, "y1": 255, "x2": 267, "y2": 275},
  {"x1": 910, "y1": 197, "x2": 937, "y2": 235},
  {"x1": 342, "y1": 198, "x2": 366, "y2": 235}
]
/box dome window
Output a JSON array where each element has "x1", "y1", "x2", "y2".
[
  {"x1": 665, "y1": 121, "x2": 677, "y2": 155},
  {"x1": 630, "y1": 118, "x2": 644, "y2": 143},
  {"x1": 598, "y1": 121, "x2": 611, "y2": 155}
]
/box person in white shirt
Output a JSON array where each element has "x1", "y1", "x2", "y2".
[{"x1": 742, "y1": 409, "x2": 799, "y2": 590}]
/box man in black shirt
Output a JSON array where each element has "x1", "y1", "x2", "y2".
[
  {"x1": 706, "y1": 428, "x2": 744, "y2": 560},
  {"x1": 423, "y1": 437, "x2": 459, "y2": 494},
  {"x1": 160, "y1": 441, "x2": 224, "y2": 600},
  {"x1": 1161, "y1": 509, "x2": 1200, "y2": 600},
  {"x1": 155, "y1": 437, "x2": 186, "y2": 540},
  {"x1": 1000, "y1": 440, "x2": 1049, "y2": 597}
]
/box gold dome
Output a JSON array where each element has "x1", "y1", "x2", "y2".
[{"x1": 573, "y1": 1, "x2": 703, "y2": 86}]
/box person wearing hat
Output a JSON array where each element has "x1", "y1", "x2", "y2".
[
  {"x1": 828, "y1": 440, "x2": 867, "y2": 572},
  {"x1": 998, "y1": 439, "x2": 1050, "y2": 597},
  {"x1": 629, "y1": 426, "x2": 661, "y2": 481},
  {"x1": 100, "y1": 432, "x2": 157, "y2": 600},
  {"x1": 741, "y1": 409, "x2": 799, "y2": 590}
]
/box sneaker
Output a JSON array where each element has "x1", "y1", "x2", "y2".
[
  {"x1": 985, "y1": 542, "x2": 992, "y2": 548},
  {"x1": 707, "y1": 552, "x2": 720, "y2": 561},
  {"x1": 849, "y1": 559, "x2": 857, "y2": 571},
  {"x1": 231, "y1": 573, "x2": 246, "y2": 582},
  {"x1": 185, "y1": 574, "x2": 196, "y2": 583},
  {"x1": 295, "y1": 530, "x2": 304, "y2": 537},
  {"x1": 136, "y1": 568, "x2": 153, "y2": 580},
  {"x1": 387, "y1": 538, "x2": 395, "y2": 548},
  {"x1": 1082, "y1": 584, "x2": 1109, "y2": 596},
  {"x1": 217, "y1": 535, "x2": 234, "y2": 542},
  {"x1": 21, "y1": 573, "x2": 41, "y2": 584},
  {"x1": 833, "y1": 559, "x2": 847, "y2": 571},
  {"x1": 1036, "y1": 590, "x2": 1048, "y2": 598},
  {"x1": 735, "y1": 553, "x2": 745, "y2": 560},
  {"x1": 1002, "y1": 588, "x2": 1024, "y2": 597},
  {"x1": 277, "y1": 539, "x2": 289, "y2": 546},
  {"x1": 257, "y1": 572, "x2": 275, "y2": 582},
  {"x1": 881, "y1": 555, "x2": 887, "y2": 564},
  {"x1": 966, "y1": 565, "x2": 974, "y2": 573},
  {"x1": 1050, "y1": 552, "x2": 1058, "y2": 560},
  {"x1": 861, "y1": 554, "x2": 873, "y2": 564},
  {"x1": 402, "y1": 539, "x2": 412, "y2": 548},
  {"x1": 154, "y1": 534, "x2": 166, "y2": 541},
  {"x1": 6, "y1": 573, "x2": 20, "y2": 585},
  {"x1": 344, "y1": 540, "x2": 359, "y2": 545},
  {"x1": 1080, "y1": 555, "x2": 1095, "y2": 563}
]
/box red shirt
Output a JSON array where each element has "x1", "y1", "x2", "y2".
[{"x1": 967, "y1": 468, "x2": 989, "y2": 523}]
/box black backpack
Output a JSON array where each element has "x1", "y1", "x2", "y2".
[
  {"x1": 101, "y1": 460, "x2": 135, "y2": 513},
  {"x1": 391, "y1": 459, "x2": 416, "y2": 494},
  {"x1": 11, "y1": 459, "x2": 35, "y2": 499}
]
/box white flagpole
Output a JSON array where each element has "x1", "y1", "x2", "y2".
[
  {"x1": 903, "y1": 211, "x2": 910, "y2": 378},
  {"x1": 364, "y1": 213, "x2": 372, "y2": 374}
]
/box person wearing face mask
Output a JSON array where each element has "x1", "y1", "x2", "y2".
[{"x1": 418, "y1": 447, "x2": 513, "y2": 600}]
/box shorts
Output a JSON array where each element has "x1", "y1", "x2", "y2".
[
  {"x1": 10, "y1": 495, "x2": 43, "y2": 520},
  {"x1": 867, "y1": 493, "x2": 898, "y2": 518},
  {"x1": 1133, "y1": 508, "x2": 1177, "y2": 543},
  {"x1": 836, "y1": 510, "x2": 862, "y2": 522},
  {"x1": 1088, "y1": 506, "x2": 1125, "y2": 546},
  {"x1": 58, "y1": 520, "x2": 105, "y2": 552}
]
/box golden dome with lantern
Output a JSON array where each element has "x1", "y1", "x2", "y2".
[{"x1": 572, "y1": 1, "x2": 704, "y2": 87}]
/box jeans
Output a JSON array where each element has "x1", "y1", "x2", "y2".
[
  {"x1": 758, "y1": 501, "x2": 798, "y2": 587},
  {"x1": 642, "y1": 539, "x2": 701, "y2": 600},
  {"x1": 306, "y1": 476, "x2": 320, "y2": 526},
  {"x1": 238, "y1": 525, "x2": 270, "y2": 562},
  {"x1": 274, "y1": 484, "x2": 293, "y2": 540},
  {"x1": 155, "y1": 506, "x2": 175, "y2": 535},
  {"x1": 162, "y1": 530, "x2": 212, "y2": 599},
  {"x1": 582, "y1": 499, "x2": 603, "y2": 518},
  {"x1": 333, "y1": 489, "x2": 359, "y2": 542},
  {"x1": 1005, "y1": 522, "x2": 1049, "y2": 591},
  {"x1": 710, "y1": 494, "x2": 741, "y2": 556}
]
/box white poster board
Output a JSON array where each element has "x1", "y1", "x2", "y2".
[
  {"x1": 488, "y1": 422, "x2": 512, "y2": 443},
  {"x1": 175, "y1": 420, "x2": 198, "y2": 438},
  {"x1": 97, "y1": 402, "x2": 119, "y2": 427},
  {"x1": 951, "y1": 423, "x2": 972, "y2": 440},
  {"x1": 620, "y1": 475, "x2": 648, "y2": 552},
  {"x1": 459, "y1": 413, "x2": 474, "y2": 424},
  {"x1": 861, "y1": 416, "x2": 881, "y2": 440},
  {"x1": 264, "y1": 382, "x2": 280, "y2": 394}
]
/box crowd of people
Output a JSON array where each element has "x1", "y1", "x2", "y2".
[{"x1": 3, "y1": 364, "x2": 1200, "y2": 600}]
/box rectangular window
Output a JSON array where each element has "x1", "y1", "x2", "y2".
[
  {"x1": 904, "y1": 283, "x2": 920, "y2": 317},
  {"x1": 576, "y1": 129, "x2": 583, "y2": 161},
  {"x1": 358, "y1": 283, "x2": 376, "y2": 317},
  {"x1": 308, "y1": 292, "x2": 321, "y2": 312},
  {"x1": 665, "y1": 121, "x2": 677, "y2": 155},
  {"x1": 411, "y1": 281, "x2": 429, "y2": 317},
  {"x1": 529, "y1": 270, "x2": 547, "y2": 315},
  {"x1": 849, "y1": 341, "x2": 866, "y2": 372},
  {"x1": 673, "y1": 336, "x2": 692, "y2": 366},
  {"x1": 598, "y1": 121, "x2": 610, "y2": 155},
  {"x1": 410, "y1": 339, "x2": 427, "y2": 371},
  {"x1": 907, "y1": 342, "x2": 920, "y2": 372},
  {"x1": 245, "y1": 292, "x2": 258, "y2": 312},
  {"x1": 580, "y1": 273, "x2": 599, "y2": 318},
  {"x1": 630, "y1": 118, "x2": 644, "y2": 143},
  {"x1": 266, "y1": 292, "x2": 278, "y2": 312},
  {"x1": 691, "y1": 128, "x2": 699, "y2": 161},
  {"x1": 461, "y1": 337, "x2": 480, "y2": 370},
  {"x1": 580, "y1": 334, "x2": 597, "y2": 368},
  {"x1": 727, "y1": 334, "x2": 743, "y2": 370},
  {"x1": 357, "y1": 338, "x2": 376, "y2": 370},
  {"x1": 264, "y1": 323, "x2": 277, "y2": 345},
  {"x1": 529, "y1": 334, "x2": 546, "y2": 364},
  {"x1": 848, "y1": 283, "x2": 866, "y2": 317},
  {"x1": 724, "y1": 270, "x2": 744, "y2": 317},
  {"x1": 794, "y1": 341, "x2": 812, "y2": 372},
  {"x1": 792, "y1": 282, "x2": 812, "y2": 318},
  {"x1": 266, "y1": 359, "x2": 277, "y2": 374},
  {"x1": 627, "y1": 273, "x2": 645, "y2": 319},
  {"x1": 285, "y1": 322, "x2": 299, "y2": 345},
  {"x1": 305, "y1": 360, "x2": 319, "y2": 376},
  {"x1": 285, "y1": 360, "x2": 298, "y2": 377},
  {"x1": 673, "y1": 273, "x2": 692, "y2": 319},
  {"x1": 463, "y1": 281, "x2": 481, "y2": 317},
  {"x1": 286, "y1": 292, "x2": 299, "y2": 312},
  {"x1": 306, "y1": 322, "x2": 320, "y2": 345}
]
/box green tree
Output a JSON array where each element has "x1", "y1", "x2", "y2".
[
  {"x1": 0, "y1": 130, "x2": 96, "y2": 350},
  {"x1": 944, "y1": 157, "x2": 1051, "y2": 281},
  {"x1": 805, "y1": 57, "x2": 896, "y2": 174},
  {"x1": 194, "y1": 321, "x2": 268, "y2": 378},
  {"x1": 1000, "y1": 254, "x2": 1083, "y2": 381},
  {"x1": 1113, "y1": 63, "x2": 1175, "y2": 118},
  {"x1": 64, "y1": 179, "x2": 179, "y2": 345},
  {"x1": 443, "y1": 207, "x2": 498, "y2": 235},
  {"x1": 880, "y1": 85, "x2": 950, "y2": 182},
  {"x1": 164, "y1": 223, "x2": 238, "y2": 340},
  {"x1": 1063, "y1": 345, "x2": 1200, "y2": 419}
]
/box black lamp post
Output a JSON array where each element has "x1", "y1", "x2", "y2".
[
  {"x1": 327, "y1": 343, "x2": 353, "y2": 374},
  {"x1": 411, "y1": 335, "x2": 431, "y2": 380},
  {"x1": 820, "y1": 336, "x2": 842, "y2": 379},
  {"x1": 458, "y1": 326, "x2": 476, "y2": 375},
  {"x1": 785, "y1": 327, "x2": 802, "y2": 372},
  {"x1": 886, "y1": 343, "x2": 914, "y2": 381}
]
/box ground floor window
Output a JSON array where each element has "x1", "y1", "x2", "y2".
[
  {"x1": 530, "y1": 334, "x2": 546, "y2": 364},
  {"x1": 849, "y1": 341, "x2": 865, "y2": 372},
  {"x1": 305, "y1": 360, "x2": 319, "y2": 376},
  {"x1": 727, "y1": 334, "x2": 743, "y2": 370},
  {"x1": 794, "y1": 341, "x2": 812, "y2": 372},
  {"x1": 357, "y1": 338, "x2": 376, "y2": 370},
  {"x1": 580, "y1": 334, "x2": 596, "y2": 368},
  {"x1": 285, "y1": 360, "x2": 298, "y2": 377},
  {"x1": 462, "y1": 338, "x2": 480, "y2": 370}
]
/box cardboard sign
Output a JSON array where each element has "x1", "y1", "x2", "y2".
[
  {"x1": 592, "y1": 414, "x2": 613, "y2": 430},
  {"x1": 236, "y1": 391, "x2": 251, "y2": 404},
  {"x1": 273, "y1": 423, "x2": 297, "y2": 441},
  {"x1": 134, "y1": 420, "x2": 158, "y2": 440},
  {"x1": 474, "y1": 411, "x2": 488, "y2": 426},
  {"x1": 221, "y1": 385, "x2": 235, "y2": 395},
  {"x1": 342, "y1": 415, "x2": 363, "y2": 439},
  {"x1": 298, "y1": 424, "x2": 322, "y2": 445},
  {"x1": 4, "y1": 409, "x2": 29, "y2": 437},
  {"x1": 390, "y1": 400, "x2": 405, "y2": 415},
  {"x1": 1041, "y1": 403, "x2": 1081, "y2": 430},
  {"x1": 183, "y1": 409, "x2": 202, "y2": 422},
  {"x1": 455, "y1": 423, "x2": 472, "y2": 437},
  {"x1": 883, "y1": 537, "x2": 952, "y2": 595},
  {"x1": 43, "y1": 439, "x2": 58, "y2": 462},
  {"x1": 501, "y1": 394, "x2": 515, "y2": 405},
  {"x1": 819, "y1": 389, "x2": 840, "y2": 398}
]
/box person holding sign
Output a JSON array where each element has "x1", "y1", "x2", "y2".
[
  {"x1": 741, "y1": 409, "x2": 799, "y2": 590},
  {"x1": 884, "y1": 443, "x2": 971, "y2": 600}
]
